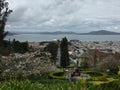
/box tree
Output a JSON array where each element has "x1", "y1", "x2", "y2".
[
  {"x1": 12, "y1": 39, "x2": 29, "y2": 53},
  {"x1": 0, "y1": 0, "x2": 12, "y2": 46},
  {"x1": 45, "y1": 41, "x2": 58, "y2": 63},
  {"x1": 60, "y1": 37, "x2": 70, "y2": 68}
]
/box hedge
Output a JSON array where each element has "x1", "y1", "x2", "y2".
[{"x1": 49, "y1": 71, "x2": 66, "y2": 80}]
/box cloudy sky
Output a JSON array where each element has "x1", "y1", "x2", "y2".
[{"x1": 6, "y1": 0, "x2": 120, "y2": 33}]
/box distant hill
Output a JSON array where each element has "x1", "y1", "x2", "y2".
[
  {"x1": 39, "y1": 30, "x2": 120, "y2": 35},
  {"x1": 7, "y1": 31, "x2": 77, "y2": 35},
  {"x1": 7, "y1": 31, "x2": 35, "y2": 35},
  {"x1": 8, "y1": 30, "x2": 120, "y2": 35},
  {"x1": 7, "y1": 32, "x2": 16, "y2": 36},
  {"x1": 39, "y1": 31, "x2": 77, "y2": 34},
  {"x1": 82, "y1": 30, "x2": 120, "y2": 35}
]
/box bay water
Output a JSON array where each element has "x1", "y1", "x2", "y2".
[{"x1": 5, "y1": 34, "x2": 120, "y2": 42}]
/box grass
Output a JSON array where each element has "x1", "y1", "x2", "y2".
[
  {"x1": 89, "y1": 78, "x2": 115, "y2": 85},
  {"x1": 0, "y1": 69, "x2": 119, "y2": 90},
  {"x1": 0, "y1": 75, "x2": 119, "y2": 90},
  {"x1": 0, "y1": 79, "x2": 44, "y2": 90},
  {"x1": 89, "y1": 81, "x2": 107, "y2": 85},
  {"x1": 0, "y1": 73, "x2": 91, "y2": 90},
  {"x1": 0, "y1": 79, "x2": 89, "y2": 90}
]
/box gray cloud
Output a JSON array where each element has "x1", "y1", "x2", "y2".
[{"x1": 6, "y1": 0, "x2": 120, "y2": 32}]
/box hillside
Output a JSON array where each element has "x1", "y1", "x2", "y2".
[
  {"x1": 84, "y1": 30, "x2": 120, "y2": 35},
  {"x1": 8, "y1": 30, "x2": 120, "y2": 35}
]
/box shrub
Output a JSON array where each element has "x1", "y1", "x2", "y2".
[
  {"x1": 0, "y1": 41, "x2": 11, "y2": 55},
  {"x1": 86, "y1": 72, "x2": 103, "y2": 77},
  {"x1": 90, "y1": 76, "x2": 108, "y2": 81},
  {"x1": 49, "y1": 71, "x2": 66, "y2": 80},
  {"x1": 83, "y1": 71, "x2": 107, "y2": 81},
  {"x1": 80, "y1": 61, "x2": 89, "y2": 69}
]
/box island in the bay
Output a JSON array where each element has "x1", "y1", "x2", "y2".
[{"x1": 8, "y1": 30, "x2": 120, "y2": 35}]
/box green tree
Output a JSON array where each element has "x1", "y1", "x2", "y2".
[
  {"x1": 12, "y1": 39, "x2": 29, "y2": 53},
  {"x1": 60, "y1": 37, "x2": 70, "y2": 68},
  {"x1": 45, "y1": 41, "x2": 58, "y2": 63},
  {"x1": 0, "y1": 0, "x2": 12, "y2": 46}
]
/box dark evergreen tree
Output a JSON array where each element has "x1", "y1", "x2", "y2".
[
  {"x1": 0, "y1": 0, "x2": 12, "y2": 46},
  {"x1": 45, "y1": 41, "x2": 58, "y2": 63},
  {"x1": 12, "y1": 39, "x2": 29, "y2": 53},
  {"x1": 60, "y1": 37, "x2": 69, "y2": 68}
]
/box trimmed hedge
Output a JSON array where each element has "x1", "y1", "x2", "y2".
[
  {"x1": 85, "y1": 72, "x2": 103, "y2": 77},
  {"x1": 57, "y1": 65, "x2": 74, "y2": 68},
  {"x1": 49, "y1": 71, "x2": 66, "y2": 80},
  {"x1": 82, "y1": 71, "x2": 108, "y2": 81}
]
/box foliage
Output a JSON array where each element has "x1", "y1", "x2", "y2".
[
  {"x1": 60, "y1": 37, "x2": 70, "y2": 68},
  {"x1": 0, "y1": 79, "x2": 44, "y2": 90},
  {"x1": 0, "y1": 39, "x2": 29, "y2": 55},
  {"x1": 0, "y1": 79, "x2": 93, "y2": 90},
  {"x1": 49, "y1": 71, "x2": 66, "y2": 80},
  {"x1": 97, "y1": 80, "x2": 120, "y2": 90},
  {"x1": 85, "y1": 72, "x2": 103, "y2": 77},
  {"x1": 109, "y1": 66, "x2": 119, "y2": 75},
  {"x1": 0, "y1": 74, "x2": 119, "y2": 90},
  {"x1": 45, "y1": 41, "x2": 58, "y2": 62},
  {"x1": 0, "y1": 40, "x2": 11, "y2": 55},
  {"x1": 0, "y1": 0, "x2": 12, "y2": 45},
  {"x1": 82, "y1": 71, "x2": 108, "y2": 81},
  {"x1": 80, "y1": 61, "x2": 89, "y2": 69},
  {"x1": 12, "y1": 39, "x2": 29, "y2": 53},
  {"x1": 39, "y1": 41, "x2": 49, "y2": 45}
]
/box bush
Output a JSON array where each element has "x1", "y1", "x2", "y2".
[
  {"x1": 80, "y1": 61, "x2": 89, "y2": 69},
  {"x1": 0, "y1": 40, "x2": 11, "y2": 55},
  {"x1": 83, "y1": 71, "x2": 107, "y2": 81},
  {"x1": 86, "y1": 72, "x2": 103, "y2": 77},
  {"x1": 90, "y1": 76, "x2": 108, "y2": 81},
  {"x1": 49, "y1": 71, "x2": 66, "y2": 80}
]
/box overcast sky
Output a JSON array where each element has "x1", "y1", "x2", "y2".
[{"x1": 6, "y1": 0, "x2": 120, "y2": 33}]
